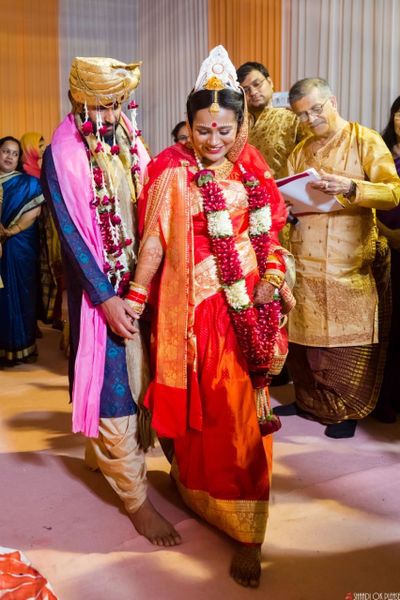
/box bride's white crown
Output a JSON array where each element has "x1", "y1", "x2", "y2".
[{"x1": 194, "y1": 45, "x2": 241, "y2": 94}]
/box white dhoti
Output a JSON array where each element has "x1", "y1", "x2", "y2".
[{"x1": 85, "y1": 414, "x2": 147, "y2": 514}]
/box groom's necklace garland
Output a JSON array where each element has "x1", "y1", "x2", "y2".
[
  {"x1": 81, "y1": 100, "x2": 142, "y2": 296},
  {"x1": 194, "y1": 155, "x2": 282, "y2": 434}
]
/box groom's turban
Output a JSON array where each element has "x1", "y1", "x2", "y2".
[{"x1": 69, "y1": 57, "x2": 141, "y2": 106}]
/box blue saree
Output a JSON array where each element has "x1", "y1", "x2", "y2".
[{"x1": 0, "y1": 171, "x2": 44, "y2": 360}]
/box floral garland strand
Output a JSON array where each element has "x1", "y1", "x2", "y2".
[
  {"x1": 127, "y1": 99, "x2": 142, "y2": 189},
  {"x1": 194, "y1": 166, "x2": 282, "y2": 435},
  {"x1": 80, "y1": 101, "x2": 143, "y2": 296},
  {"x1": 88, "y1": 160, "x2": 132, "y2": 295}
]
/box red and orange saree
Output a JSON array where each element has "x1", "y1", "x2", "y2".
[{"x1": 139, "y1": 142, "x2": 287, "y2": 543}]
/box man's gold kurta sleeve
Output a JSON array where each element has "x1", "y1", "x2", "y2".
[{"x1": 341, "y1": 124, "x2": 400, "y2": 210}]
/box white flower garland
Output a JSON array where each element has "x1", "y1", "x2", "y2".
[
  {"x1": 249, "y1": 205, "x2": 272, "y2": 236},
  {"x1": 223, "y1": 279, "x2": 251, "y2": 310},
  {"x1": 207, "y1": 210, "x2": 233, "y2": 238}
]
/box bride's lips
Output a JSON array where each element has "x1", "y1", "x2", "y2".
[{"x1": 205, "y1": 147, "x2": 223, "y2": 154}]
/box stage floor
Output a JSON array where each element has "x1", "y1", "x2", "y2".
[{"x1": 1, "y1": 324, "x2": 399, "y2": 599}]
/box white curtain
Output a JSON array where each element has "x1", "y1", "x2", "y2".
[
  {"x1": 58, "y1": 0, "x2": 139, "y2": 120},
  {"x1": 137, "y1": 0, "x2": 208, "y2": 154},
  {"x1": 281, "y1": 0, "x2": 400, "y2": 132},
  {"x1": 58, "y1": 0, "x2": 208, "y2": 154}
]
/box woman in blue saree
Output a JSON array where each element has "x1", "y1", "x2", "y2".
[{"x1": 0, "y1": 136, "x2": 44, "y2": 363}]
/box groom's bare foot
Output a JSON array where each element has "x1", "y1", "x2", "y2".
[
  {"x1": 128, "y1": 498, "x2": 182, "y2": 546},
  {"x1": 230, "y1": 544, "x2": 261, "y2": 587}
]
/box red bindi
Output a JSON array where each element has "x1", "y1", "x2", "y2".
[{"x1": 211, "y1": 122, "x2": 217, "y2": 128}]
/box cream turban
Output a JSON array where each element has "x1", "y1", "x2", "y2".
[{"x1": 69, "y1": 57, "x2": 141, "y2": 106}]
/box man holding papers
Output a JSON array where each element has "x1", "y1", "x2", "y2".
[{"x1": 276, "y1": 77, "x2": 400, "y2": 438}]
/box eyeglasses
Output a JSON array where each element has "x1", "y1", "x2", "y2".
[
  {"x1": 296, "y1": 98, "x2": 330, "y2": 122},
  {"x1": 242, "y1": 78, "x2": 266, "y2": 95}
]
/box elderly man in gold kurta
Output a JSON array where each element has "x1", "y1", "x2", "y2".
[
  {"x1": 236, "y1": 62, "x2": 301, "y2": 180},
  {"x1": 277, "y1": 77, "x2": 400, "y2": 438}
]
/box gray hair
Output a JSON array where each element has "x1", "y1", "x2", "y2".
[{"x1": 288, "y1": 77, "x2": 332, "y2": 105}]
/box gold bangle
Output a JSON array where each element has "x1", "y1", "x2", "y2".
[
  {"x1": 129, "y1": 281, "x2": 148, "y2": 294},
  {"x1": 125, "y1": 299, "x2": 145, "y2": 316},
  {"x1": 262, "y1": 273, "x2": 285, "y2": 288}
]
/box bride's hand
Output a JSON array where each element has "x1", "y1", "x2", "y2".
[{"x1": 253, "y1": 280, "x2": 276, "y2": 305}]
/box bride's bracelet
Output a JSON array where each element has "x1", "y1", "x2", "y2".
[
  {"x1": 125, "y1": 281, "x2": 148, "y2": 316},
  {"x1": 262, "y1": 272, "x2": 285, "y2": 289},
  {"x1": 125, "y1": 298, "x2": 145, "y2": 316}
]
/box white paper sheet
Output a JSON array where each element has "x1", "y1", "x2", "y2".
[{"x1": 276, "y1": 168, "x2": 344, "y2": 214}]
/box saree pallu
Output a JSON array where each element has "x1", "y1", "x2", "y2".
[
  {"x1": 0, "y1": 172, "x2": 44, "y2": 360},
  {"x1": 38, "y1": 203, "x2": 62, "y2": 323}
]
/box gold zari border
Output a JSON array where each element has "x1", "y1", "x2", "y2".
[
  {"x1": 171, "y1": 462, "x2": 268, "y2": 543},
  {"x1": 0, "y1": 343, "x2": 37, "y2": 361}
]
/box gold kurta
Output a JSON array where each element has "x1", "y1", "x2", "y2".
[
  {"x1": 248, "y1": 107, "x2": 300, "y2": 179},
  {"x1": 288, "y1": 122, "x2": 400, "y2": 347}
]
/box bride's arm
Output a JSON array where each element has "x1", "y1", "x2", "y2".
[{"x1": 124, "y1": 235, "x2": 164, "y2": 319}]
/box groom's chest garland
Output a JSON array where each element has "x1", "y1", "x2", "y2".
[{"x1": 80, "y1": 101, "x2": 142, "y2": 296}]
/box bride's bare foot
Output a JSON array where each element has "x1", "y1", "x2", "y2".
[
  {"x1": 230, "y1": 544, "x2": 261, "y2": 587},
  {"x1": 128, "y1": 498, "x2": 182, "y2": 546}
]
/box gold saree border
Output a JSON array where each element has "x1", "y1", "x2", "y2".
[
  {"x1": 152, "y1": 168, "x2": 192, "y2": 389},
  {"x1": 171, "y1": 461, "x2": 268, "y2": 544},
  {"x1": 0, "y1": 342, "x2": 37, "y2": 361}
]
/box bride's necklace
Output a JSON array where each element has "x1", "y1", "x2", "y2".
[{"x1": 206, "y1": 157, "x2": 234, "y2": 180}]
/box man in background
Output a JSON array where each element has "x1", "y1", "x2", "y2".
[
  {"x1": 237, "y1": 61, "x2": 301, "y2": 179},
  {"x1": 237, "y1": 61, "x2": 299, "y2": 385},
  {"x1": 278, "y1": 77, "x2": 400, "y2": 438}
]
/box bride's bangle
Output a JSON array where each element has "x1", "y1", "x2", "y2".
[{"x1": 262, "y1": 273, "x2": 285, "y2": 288}]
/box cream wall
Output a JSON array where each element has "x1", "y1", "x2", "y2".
[{"x1": 137, "y1": 0, "x2": 208, "y2": 154}]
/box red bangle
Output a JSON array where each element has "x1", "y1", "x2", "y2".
[
  {"x1": 125, "y1": 291, "x2": 146, "y2": 304},
  {"x1": 125, "y1": 290, "x2": 146, "y2": 302},
  {"x1": 265, "y1": 261, "x2": 285, "y2": 273}
]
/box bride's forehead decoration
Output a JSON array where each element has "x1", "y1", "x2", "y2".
[{"x1": 193, "y1": 45, "x2": 242, "y2": 114}]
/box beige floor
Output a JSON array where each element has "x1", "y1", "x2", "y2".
[{"x1": 1, "y1": 324, "x2": 400, "y2": 599}]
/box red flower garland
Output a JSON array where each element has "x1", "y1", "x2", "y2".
[{"x1": 195, "y1": 169, "x2": 282, "y2": 386}]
